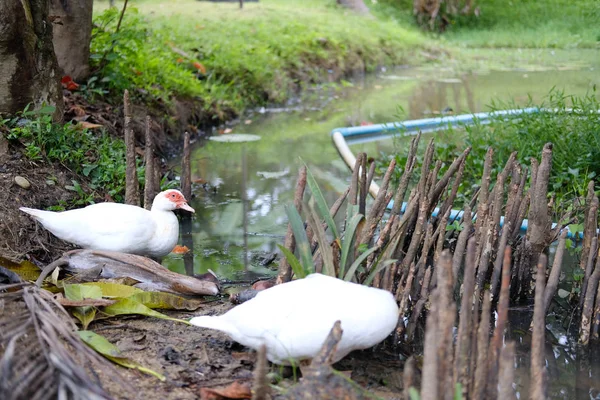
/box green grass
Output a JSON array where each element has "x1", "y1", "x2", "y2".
[
  {"x1": 372, "y1": 0, "x2": 600, "y2": 49},
  {"x1": 2, "y1": 106, "x2": 140, "y2": 206},
  {"x1": 379, "y1": 89, "x2": 600, "y2": 210},
  {"x1": 90, "y1": 0, "x2": 429, "y2": 116}
]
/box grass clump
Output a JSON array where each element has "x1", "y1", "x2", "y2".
[
  {"x1": 373, "y1": 0, "x2": 600, "y2": 49},
  {"x1": 382, "y1": 90, "x2": 600, "y2": 207},
  {"x1": 90, "y1": 0, "x2": 428, "y2": 115},
  {"x1": 2, "y1": 106, "x2": 138, "y2": 205}
]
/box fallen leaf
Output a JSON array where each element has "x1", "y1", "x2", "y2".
[
  {"x1": 64, "y1": 283, "x2": 102, "y2": 329},
  {"x1": 176, "y1": 57, "x2": 184, "y2": 63},
  {"x1": 54, "y1": 293, "x2": 116, "y2": 307},
  {"x1": 61, "y1": 75, "x2": 73, "y2": 85},
  {"x1": 251, "y1": 279, "x2": 275, "y2": 291},
  {"x1": 76, "y1": 121, "x2": 103, "y2": 129},
  {"x1": 193, "y1": 178, "x2": 207, "y2": 184},
  {"x1": 79, "y1": 282, "x2": 143, "y2": 298},
  {"x1": 0, "y1": 257, "x2": 41, "y2": 282},
  {"x1": 102, "y1": 297, "x2": 191, "y2": 324},
  {"x1": 77, "y1": 331, "x2": 165, "y2": 380},
  {"x1": 244, "y1": 119, "x2": 252, "y2": 125},
  {"x1": 171, "y1": 245, "x2": 190, "y2": 254},
  {"x1": 223, "y1": 128, "x2": 233, "y2": 134},
  {"x1": 200, "y1": 381, "x2": 252, "y2": 400},
  {"x1": 127, "y1": 291, "x2": 203, "y2": 311},
  {"x1": 69, "y1": 105, "x2": 86, "y2": 116}
]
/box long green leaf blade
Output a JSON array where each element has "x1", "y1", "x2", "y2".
[
  {"x1": 307, "y1": 202, "x2": 335, "y2": 277},
  {"x1": 364, "y1": 259, "x2": 397, "y2": 286},
  {"x1": 343, "y1": 246, "x2": 379, "y2": 282},
  {"x1": 339, "y1": 213, "x2": 364, "y2": 279},
  {"x1": 102, "y1": 298, "x2": 190, "y2": 325},
  {"x1": 277, "y1": 244, "x2": 306, "y2": 279},
  {"x1": 305, "y1": 164, "x2": 340, "y2": 239},
  {"x1": 284, "y1": 204, "x2": 313, "y2": 274}
]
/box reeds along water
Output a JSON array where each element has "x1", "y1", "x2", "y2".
[{"x1": 279, "y1": 134, "x2": 600, "y2": 398}]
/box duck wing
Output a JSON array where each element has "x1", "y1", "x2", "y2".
[{"x1": 25, "y1": 203, "x2": 156, "y2": 253}]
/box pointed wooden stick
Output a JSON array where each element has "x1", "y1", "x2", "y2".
[
  {"x1": 124, "y1": 90, "x2": 139, "y2": 206},
  {"x1": 530, "y1": 254, "x2": 548, "y2": 400},
  {"x1": 143, "y1": 116, "x2": 155, "y2": 210},
  {"x1": 498, "y1": 342, "x2": 516, "y2": 400}
]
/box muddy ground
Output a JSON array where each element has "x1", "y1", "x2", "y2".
[{"x1": 91, "y1": 295, "x2": 409, "y2": 400}]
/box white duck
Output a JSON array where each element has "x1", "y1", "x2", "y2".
[
  {"x1": 20, "y1": 189, "x2": 194, "y2": 258},
  {"x1": 190, "y1": 273, "x2": 399, "y2": 365}
]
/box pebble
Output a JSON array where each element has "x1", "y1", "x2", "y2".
[{"x1": 14, "y1": 176, "x2": 30, "y2": 189}]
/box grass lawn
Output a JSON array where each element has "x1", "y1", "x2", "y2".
[
  {"x1": 372, "y1": 0, "x2": 600, "y2": 49},
  {"x1": 91, "y1": 0, "x2": 431, "y2": 115}
]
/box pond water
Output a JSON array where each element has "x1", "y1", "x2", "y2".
[{"x1": 163, "y1": 49, "x2": 600, "y2": 399}]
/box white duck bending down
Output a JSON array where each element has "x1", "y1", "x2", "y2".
[
  {"x1": 190, "y1": 273, "x2": 399, "y2": 365},
  {"x1": 20, "y1": 189, "x2": 194, "y2": 258}
]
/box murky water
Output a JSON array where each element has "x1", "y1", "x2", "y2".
[{"x1": 164, "y1": 49, "x2": 600, "y2": 399}]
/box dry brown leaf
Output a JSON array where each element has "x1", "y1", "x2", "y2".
[
  {"x1": 77, "y1": 121, "x2": 103, "y2": 129},
  {"x1": 69, "y1": 105, "x2": 86, "y2": 116},
  {"x1": 199, "y1": 381, "x2": 252, "y2": 400}
]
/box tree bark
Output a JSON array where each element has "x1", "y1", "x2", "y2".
[
  {"x1": 337, "y1": 0, "x2": 370, "y2": 14},
  {"x1": 50, "y1": 0, "x2": 93, "y2": 80},
  {"x1": 0, "y1": 0, "x2": 63, "y2": 120}
]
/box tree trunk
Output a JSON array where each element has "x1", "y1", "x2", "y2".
[
  {"x1": 50, "y1": 0, "x2": 93, "y2": 80},
  {"x1": 0, "y1": 0, "x2": 63, "y2": 120},
  {"x1": 337, "y1": 0, "x2": 370, "y2": 14}
]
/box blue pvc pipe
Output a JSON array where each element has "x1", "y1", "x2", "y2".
[
  {"x1": 331, "y1": 107, "x2": 585, "y2": 240},
  {"x1": 332, "y1": 107, "x2": 540, "y2": 138}
]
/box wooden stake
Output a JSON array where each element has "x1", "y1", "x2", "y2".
[
  {"x1": 530, "y1": 254, "x2": 548, "y2": 400},
  {"x1": 124, "y1": 90, "x2": 139, "y2": 206},
  {"x1": 143, "y1": 116, "x2": 155, "y2": 210}
]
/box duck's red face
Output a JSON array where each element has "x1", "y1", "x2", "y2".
[{"x1": 165, "y1": 190, "x2": 195, "y2": 213}]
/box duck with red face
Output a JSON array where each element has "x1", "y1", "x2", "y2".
[{"x1": 20, "y1": 190, "x2": 195, "y2": 258}]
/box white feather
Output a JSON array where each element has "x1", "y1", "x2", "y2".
[{"x1": 190, "y1": 274, "x2": 399, "y2": 364}]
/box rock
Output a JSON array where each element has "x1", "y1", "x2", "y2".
[{"x1": 14, "y1": 176, "x2": 30, "y2": 189}]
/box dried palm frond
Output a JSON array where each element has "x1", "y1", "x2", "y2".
[{"x1": 0, "y1": 281, "x2": 130, "y2": 400}]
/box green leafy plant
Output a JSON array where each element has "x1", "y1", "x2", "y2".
[
  {"x1": 2, "y1": 105, "x2": 143, "y2": 204},
  {"x1": 380, "y1": 90, "x2": 600, "y2": 214},
  {"x1": 279, "y1": 165, "x2": 395, "y2": 284}
]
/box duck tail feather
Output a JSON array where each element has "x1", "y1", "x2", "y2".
[{"x1": 189, "y1": 316, "x2": 236, "y2": 334}]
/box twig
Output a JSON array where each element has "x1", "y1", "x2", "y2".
[
  {"x1": 251, "y1": 345, "x2": 270, "y2": 400},
  {"x1": 143, "y1": 116, "x2": 155, "y2": 210},
  {"x1": 124, "y1": 90, "x2": 139, "y2": 206},
  {"x1": 181, "y1": 132, "x2": 192, "y2": 201},
  {"x1": 530, "y1": 254, "x2": 548, "y2": 400},
  {"x1": 472, "y1": 290, "x2": 491, "y2": 399},
  {"x1": 498, "y1": 342, "x2": 516, "y2": 400},
  {"x1": 543, "y1": 230, "x2": 567, "y2": 313}
]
